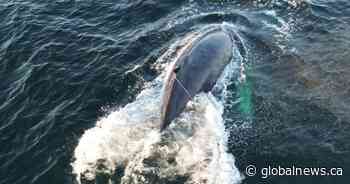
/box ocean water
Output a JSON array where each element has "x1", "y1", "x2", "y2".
[{"x1": 1, "y1": 1, "x2": 350, "y2": 184}]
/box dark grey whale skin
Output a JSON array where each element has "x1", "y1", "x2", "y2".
[{"x1": 160, "y1": 30, "x2": 233, "y2": 131}]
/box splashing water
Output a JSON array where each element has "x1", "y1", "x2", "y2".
[{"x1": 72, "y1": 26, "x2": 244, "y2": 184}]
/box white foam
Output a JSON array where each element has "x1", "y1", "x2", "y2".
[{"x1": 72, "y1": 27, "x2": 243, "y2": 184}]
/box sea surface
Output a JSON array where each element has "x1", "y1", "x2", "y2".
[{"x1": 1, "y1": 0, "x2": 350, "y2": 184}]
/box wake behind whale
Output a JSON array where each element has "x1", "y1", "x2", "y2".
[{"x1": 72, "y1": 25, "x2": 244, "y2": 184}]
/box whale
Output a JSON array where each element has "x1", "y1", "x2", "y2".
[{"x1": 160, "y1": 29, "x2": 234, "y2": 131}]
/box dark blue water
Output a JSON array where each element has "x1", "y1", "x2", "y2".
[{"x1": 1, "y1": 0, "x2": 350, "y2": 184}]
